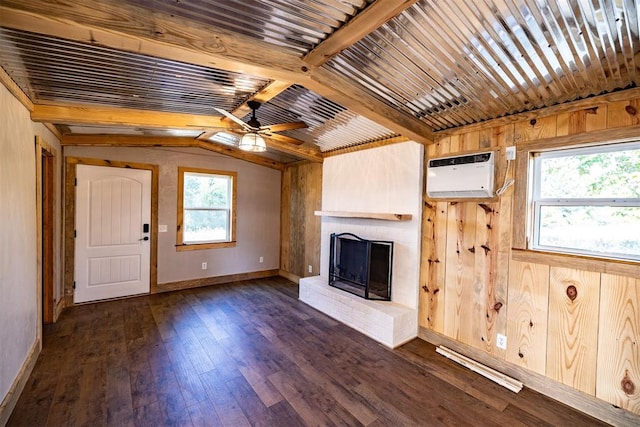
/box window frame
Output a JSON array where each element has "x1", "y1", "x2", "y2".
[
  {"x1": 176, "y1": 167, "x2": 237, "y2": 251},
  {"x1": 528, "y1": 141, "x2": 640, "y2": 261}
]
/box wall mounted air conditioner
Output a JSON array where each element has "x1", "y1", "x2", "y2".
[{"x1": 426, "y1": 151, "x2": 495, "y2": 198}]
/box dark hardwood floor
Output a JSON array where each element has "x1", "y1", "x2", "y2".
[{"x1": 9, "y1": 277, "x2": 606, "y2": 426}]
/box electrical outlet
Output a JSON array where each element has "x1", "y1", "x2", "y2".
[
  {"x1": 201, "y1": 262, "x2": 207, "y2": 270},
  {"x1": 259, "y1": 256, "x2": 264, "y2": 263},
  {"x1": 308, "y1": 265, "x2": 313, "y2": 273},
  {"x1": 497, "y1": 333, "x2": 507, "y2": 350},
  {"x1": 505, "y1": 146, "x2": 516, "y2": 160}
]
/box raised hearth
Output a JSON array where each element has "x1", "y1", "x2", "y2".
[{"x1": 299, "y1": 276, "x2": 417, "y2": 348}]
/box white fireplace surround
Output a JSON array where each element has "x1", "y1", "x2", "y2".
[{"x1": 299, "y1": 142, "x2": 423, "y2": 348}]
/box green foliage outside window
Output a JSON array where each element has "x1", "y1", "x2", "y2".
[
  {"x1": 183, "y1": 172, "x2": 232, "y2": 243},
  {"x1": 534, "y1": 144, "x2": 640, "y2": 260}
]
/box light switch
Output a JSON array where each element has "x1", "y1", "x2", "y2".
[{"x1": 158, "y1": 224, "x2": 168, "y2": 233}]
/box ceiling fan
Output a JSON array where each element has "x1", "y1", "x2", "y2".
[{"x1": 214, "y1": 101, "x2": 307, "y2": 152}]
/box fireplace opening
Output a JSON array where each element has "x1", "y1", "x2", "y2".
[{"x1": 329, "y1": 232, "x2": 393, "y2": 300}]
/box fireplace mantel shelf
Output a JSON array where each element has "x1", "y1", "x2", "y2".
[{"x1": 314, "y1": 210, "x2": 412, "y2": 221}]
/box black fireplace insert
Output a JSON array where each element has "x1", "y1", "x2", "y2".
[{"x1": 329, "y1": 232, "x2": 393, "y2": 300}]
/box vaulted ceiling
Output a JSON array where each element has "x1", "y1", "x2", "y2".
[{"x1": 1, "y1": 0, "x2": 638, "y2": 167}]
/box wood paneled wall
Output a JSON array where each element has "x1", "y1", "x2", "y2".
[
  {"x1": 280, "y1": 161, "x2": 322, "y2": 279},
  {"x1": 420, "y1": 88, "x2": 640, "y2": 416}
]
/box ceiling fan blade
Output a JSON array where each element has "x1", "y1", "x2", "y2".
[
  {"x1": 260, "y1": 121, "x2": 307, "y2": 132},
  {"x1": 215, "y1": 108, "x2": 251, "y2": 130},
  {"x1": 264, "y1": 132, "x2": 305, "y2": 146}
]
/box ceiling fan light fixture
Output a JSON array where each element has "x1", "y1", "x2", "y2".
[{"x1": 239, "y1": 132, "x2": 267, "y2": 152}]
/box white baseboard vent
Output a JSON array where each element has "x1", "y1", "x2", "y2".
[{"x1": 436, "y1": 346, "x2": 523, "y2": 393}]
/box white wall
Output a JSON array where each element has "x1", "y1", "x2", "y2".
[
  {"x1": 64, "y1": 146, "x2": 281, "y2": 284},
  {"x1": 319, "y1": 141, "x2": 424, "y2": 308},
  {"x1": 0, "y1": 83, "x2": 61, "y2": 403}
]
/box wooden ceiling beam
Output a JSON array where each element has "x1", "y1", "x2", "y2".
[
  {"x1": 32, "y1": 104, "x2": 226, "y2": 129},
  {"x1": 304, "y1": 0, "x2": 420, "y2": 66},
  {"x1": 229, "y1": 80, "x2": 293, "y2": 120},
  {"x1": 264, "y1": 139, "x2": 323, "y2": 163},
  {"x1": 0, "y1": 2, "x2": 306, "y2": 82},
  {"x1": 61, "y1": 134, "x2": 285, "y2": 170}
]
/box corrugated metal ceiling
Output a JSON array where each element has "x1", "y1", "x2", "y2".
[
  {"x1": 325, "y1": 0, "x2": 639, "y2": 130},
  {"x1": 1, "y1": 0, "x2": 639, "y2": 158},
  {"x1": 127, "y1": 0, "x2": 372, "y2": 55},
  {"x1": 237, "y1": 84, "x2": 399, "y2": 151},
  {"x1": 0, "y1": 27, "x2": 271, "y2": 115}
]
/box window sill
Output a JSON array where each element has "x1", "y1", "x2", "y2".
[
  {"x1": 176, "y1": 241, "x2": 236, "y2": 251},
  {"x1": 511, "y1": 248, "x2": 640, "y2": 278}
]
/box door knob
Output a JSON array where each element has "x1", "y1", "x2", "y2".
[{"x1": 139, "y1": 236, "x2": 149, "y2": 241}]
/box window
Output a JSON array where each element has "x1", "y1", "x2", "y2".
[
  {"x1": 530, "y1": 142, "x2": 640, "y2": 261},
  {"x1": 177, "y1": 167, "x2": 236, "y2": 250}
]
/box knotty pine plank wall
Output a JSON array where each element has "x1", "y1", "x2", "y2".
[
  {"x1": 280, "y1": 161, "x2": 322, "y2": 279},
  {"x1": 420, "y1": 88, "x2": 640, "y2": 416}
]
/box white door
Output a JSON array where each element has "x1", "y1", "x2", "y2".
[{"x1": 74, "y1": 165, "x2": 151, "y2": 303}]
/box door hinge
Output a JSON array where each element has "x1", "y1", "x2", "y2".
[
  {"x1": 73, "y1": 281, "x2": 76, "y2": 289},
  {"x1": 74, "y1": 178, "x2": 77, "y2": 186},
  {"x1": 74, "y1": 230, "x2": 77, "y2": 238}
]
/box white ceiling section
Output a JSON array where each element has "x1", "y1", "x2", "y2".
[{"x1": 0, "y1": 0, "x2": 638, "y2": 163}]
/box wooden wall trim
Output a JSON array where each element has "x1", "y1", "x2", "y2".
[
  {"x1": 53, "y1": 298, "x2": 65, "y2": 322},
  {"x1": 278, "y1": 270, "x2": 301, "y2": 284},
  {"x1": 511, "y1": 149, "x2": 529, "y2": 249},
  {"x1": 43, "y1": 123, "x2": 62, "y2": 141},
  {"x1": 515, "y1": 123, "x2": 640, "y2": 151},
  {"x1": 155, "y1": 269, "x2": 279, "y2": 293},
  {"x1": 0, "y1": 338, "x2": 41, "y2": 426},
  {"x1": 512, "y1": 249, "x2": 640, "y2": 279},
  {"x1": 34, "y1": 138, "x2": 44, "y2": 340},
  {"x1": 435, "y1": 87, "x2": 640, "y2": 137},
  {"x1": 62, "y1": 134, "x2": 285, "y2": 170},
  {"x1": 64, "y1": 157, "x2": 159, "y2": 302},
  {"x1": 36, "y1": 138, "x2": 57, "y2": 325},
  {"x1": 0, "y1": 65, "x2": 33, "y2": 112},
  {"x1": 418, "y1": 328, "x2": 640, "y2": 426},
  {"x1": 322, "y1": 136, "x2": 410, "y2": 157}
]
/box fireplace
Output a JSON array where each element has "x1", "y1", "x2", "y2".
[{"x1": 329, "y1": 232, "x2": 393, "y2": 301}]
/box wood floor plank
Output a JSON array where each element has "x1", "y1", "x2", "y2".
[
  {"x1": 7, "y1": 277, "x2": 612, "y2": 427},
  {"x1": 186, "y1": 399, "x2": 223, "y2": 427},
  {"x1": 225, "y1": 375, "x2": 281, "y2": 427},
  {"x1": 133, "y1": 401, "x2": 165, "y2": 427},
  {"x1": 265, "y1": 400, "x2": 306, "y2": 427},
  {"x1": 163, "y1": 339, "x2": 209, "y2": 407},
  {"x1": 199, "y1": 369, "x2": 251, "y2": 427},
  {"x1": 266, "y1": 370, "x2": 337, "y2": 426},
  {"x1": 155, "y1": 376, "x2": 192, "y2": 427},
  {"x1": 238, "y1": 365, "x2": 284, "y2": 407}
]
